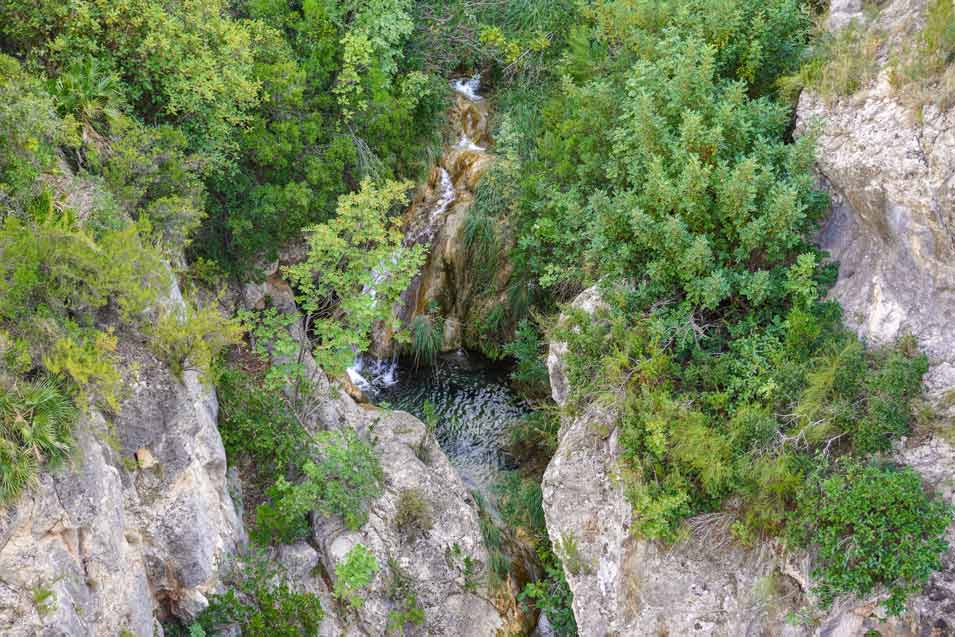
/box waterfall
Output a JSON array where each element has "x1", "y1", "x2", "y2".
[
  {"x1": 451, "y1": 74, "x2": 482, "y2": 101},
  {"x1": 363, "y1": 71, "x2": 495, "y2": 366},
  {"x1": 347, "y1": 352, "x2": 399, "y2": 392}
]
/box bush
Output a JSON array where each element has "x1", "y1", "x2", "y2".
[
  {"x1": 334, "y1": 544, "x2": 379, "y2": 610},
  {"x1": 394, "y1": 489, "x2": 434, "y2": 541},
  {"x1": 148, "y1": 300, "x2": 243, "y2": 380},
  {"x1": 284, "y1": 178, "x2": 426, "y2": 376},
  {"x1": 253, "y1": 429, "x2": 384, "y2": 544},
  {"x1": 789, "y1": 461, "x2": 952, "y2": 615},
  {"x1": 0, "y1": 377, "x2": 76, "y2": 504},
  {"x1": 188, "y1": 551, "x2": 324, "y2": 637},
  {"x1": 215, "y1": 364, "x2": 309, "y2": 486}
]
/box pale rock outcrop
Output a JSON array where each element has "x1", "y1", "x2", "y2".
[
  {"x1": 252, "y1": 277, "x2": 508, "y2": 637},
  {"x1": 0, "y1": 325, "x2": 244, "y2": 636},
  {"x1": 796, "y1": 0, "x2": 955, "y2": 397}
]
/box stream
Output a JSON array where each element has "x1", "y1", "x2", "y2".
[{"x1": 352, "y1": 76, "x2": 531, "y2": 499}]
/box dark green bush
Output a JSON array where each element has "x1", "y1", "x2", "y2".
[
  {"x1": 253, "y1": 429, "x2": 384, "y2": 544},
  {"x1": 190, "y1": 551, "x2": 324, "y2": 637},
  {"x1": 215, "y1": 364, "x2": 310, "y2": 486},
  {"x1": 789, "y1": 461, "x2": 952, "y2": 615}
]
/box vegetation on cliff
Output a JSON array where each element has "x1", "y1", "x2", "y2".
[{"x1": 0, "y1": 0, "x2": 951, "y2": 630}]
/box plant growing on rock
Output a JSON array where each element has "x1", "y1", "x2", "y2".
[
  {"x1": 789, "y1": 460, "x2": 952, "y2": 616},
  {"x1": 395, "y1": 488, "x2": 434, "y2": 541},
  {"x1": 187, "y1": 550, "x2": 324, "y2": 637},
  {"x1": 334, "y1": 543, "x2": 379, "y2": 610},
  {"x1": 253, "y1": 428, "x2": 383, "y2": 544},
  {"x1": 0, "y1": 377, "x2": 76, "y2": 504},
  {"x1": 385, "y1": 556, "x2": 426, "y2": 635}
]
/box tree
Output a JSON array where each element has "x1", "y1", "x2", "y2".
[{"x1": 285, "y1": 178, "x2": 426, "y2": 376}]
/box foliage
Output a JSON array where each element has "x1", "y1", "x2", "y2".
[
  {"x1": 789, "y1": 461, "x2": 952, "y2": 616},
  {"x1": 385, "y1": 557, "x2": 426, "y2": 635},
  {"x1": 148, "y1": 300, "x2": 243, "y2": 380},
  {"x1": 215, "y1": 364, "x2": 309, "y2": 487},
  {"x1": 189, "y1": 550, "x2": 324, "y2": 637},
  {"x1": 0, "y1": 377, "x2": 75, "y2": 504},
  {"x1": 518, "y1": 556, "x2": 577, "y2": 637},
  {"x1": 0, "y1": 54, "x2": 61, "y2": 213},
  {"x1": 253, "y1": 428, "x2": 383, "y2": 544},
  {"x1": 394, "y1": 489, "x2": 434, "y2": 541},
  {"x1": 334, "y1": 543, "x2": 379, "y2": 610},
  {"x1": 890, "y1": 0, "x2": 955, "y2": 111},
  {"x1": 495, "y1": 468, "x2": 576, "y2": 635},
  {"x1": 408, "y1": 314, "x2": 443, "y2": 368},
  {"x1": 502, "y1": 319, "x2": 549, "y2": 396},
  {"x1": 787, "y1": 19, "x2": 883, "y2": 99},
  {"x1": 285, "y1": 178, "x2": 426, "y2": 376}
]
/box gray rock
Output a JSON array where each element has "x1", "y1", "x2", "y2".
[
  {"x1": 796, "y1": 1, "x2": 955, "y2": 396},
  {"x1": 240, "y1": 282, "x2": 509, "y2": 635},
  {"x1": 0, "y1": 282, "x2": 244, "y2": 636}
]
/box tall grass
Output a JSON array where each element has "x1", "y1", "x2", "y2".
[{"x1": 409, "y1": 314, "x2": 443, "y2": 368}]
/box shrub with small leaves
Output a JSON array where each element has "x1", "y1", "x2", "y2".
[
  {"x1": 253, "y1": 429, "x2": 383, "y2": 544},
  {"x1": 394, "y1": 489, "x2": 434, "y2": 541},
  {"x1": 189, "y1": 550, "x2": 323, "y2": 637},
  {"x1": 334, "y1": 544, "x2": 379, "y2": 610},
  {"x1": 789, "y1": 461, "x2": 952, "y2": 616}
]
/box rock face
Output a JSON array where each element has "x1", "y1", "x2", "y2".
[
  {"x1": 0, "y1": 328, "x2": 244, "y2": 635},
  {"x1": 253, "y1": 277, "x2": 509, "y2": 637},
  {"x1": 796, "y1": 0, "x2": 955, "y2": 396}
]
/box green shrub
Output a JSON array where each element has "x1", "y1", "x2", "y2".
[
  {"x1": 190, "y1": 550, "x2": 323, "y2": 637},
  {"x1": 502, "y1": 319, "x2": 549, "y2": 396},
  {"x1": 215, "y1": 364, "x2": 309, "y2": 486},
  {"x1": 284, "y1": 179, "x2": 426, "y2": 376},
  {"x1": 0, "y1": 377, "x2": 76, "y2": 504},
  {"x1": 0, "y1": 55, "x2": 61, "y2": 214},
  {"x1": 148, "y1": 300, "x2": 243, "y2": 380},
  {"x1": 789, "y1": 461, "x2": 952, "y2": 615},
  {"x1": 394, "y1": 489, "x2": 434, "y2": 541},
  {"x1": 334, "y1": 543, "x2": 379, "y2": 610},
  {"x1": 253, "y1": 429, "x2": 383, "y2": 544}
]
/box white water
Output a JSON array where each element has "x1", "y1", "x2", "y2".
[
  {"x1": 455, "y1": 134, "x2": 485, "y2": 152},
  {"x1": 429, "y1": 168, "x2": 456, "y2": 224},
  {"x1": 451, "y1": 74, "x2": 482, "y2": 101},
  {"x1": 347, "y1": 353, "x2": 399, "y2": 391}
]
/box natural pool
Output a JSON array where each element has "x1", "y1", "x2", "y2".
[{"x1": 371, "y1": 351, "x2": 531, "y2": 495}]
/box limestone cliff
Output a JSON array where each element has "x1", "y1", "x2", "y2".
[{"x1": 0, "y1": 281, "x2": 245, "y2": 636}]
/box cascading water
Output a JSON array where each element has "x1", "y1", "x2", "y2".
[{"x1": 355, "y1": 75, "x2": 527, "y2": 499}]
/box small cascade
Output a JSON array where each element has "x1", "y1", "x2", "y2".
[
  {"x1": 346, "y1": 353, "x2": 399, "y2": 392},
  {"x1": 368, "y1": 73, "x2": 496, "y2": 361},
  {"x1": 451, "y1": 74, "x2": 483, "y2": 101}
]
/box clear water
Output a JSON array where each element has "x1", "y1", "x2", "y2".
[{"x1": 373, "y1": 351, "x2": 530, "y2": 493}]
